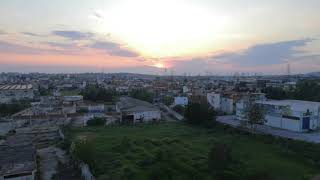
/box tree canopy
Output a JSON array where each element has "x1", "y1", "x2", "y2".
[
  {"x1": 80, "y1": 85, "x2": 116, "y2": 102},
  {"x1": 184, "y1": 101, "x2": 216, "y2": 125}
]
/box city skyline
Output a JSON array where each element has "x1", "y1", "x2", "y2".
[{"x1": 0, "y1": 0, "x2": 320, "y2": 75}]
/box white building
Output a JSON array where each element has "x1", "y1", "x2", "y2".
[
  {"x1": 237, "y1": 99, "x2": 320, "y2": 132},
  {"x1": 116, "y1": 86, "x2": 129, "y2": 93},
  {"x1": 0, "y1": 84, "x2": 34, "y2": 103},
  {"x1": 182, "y1": 86, "x2": 190, "y2": 93},
  {"x1": 116, "y1": 97, "x2": 161, "y2": 123},
  {"x1": 220, "y1": 97, "x2": 234, "y2": 114},
  {"x1": 174, "y1": 97, "x2": 188, "y2": 106},
  {"x1": 207, "y1": 92, "x2": 221, "y2": 110},
  {"x1": 63, "y1": 95, "x2": 83, "y2": 103},
  {"x1": 88, "y1": 103, "x2": 105, "y2": 113}
]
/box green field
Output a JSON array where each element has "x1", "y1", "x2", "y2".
[
  {"x1": 60, "y1": 89, "x2": 81, "y2": 96},
  {"x1": 67, "y1": 122, "x2": 320, "y2": 180}
]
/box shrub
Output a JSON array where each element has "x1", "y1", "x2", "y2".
[
  {"x1": 208, "y1": 143, "x2": 233, "y2": 173},
  {"x1": 71, "y1": 138, "x2": 94, "y2": 164},
  {"x1": 87, "y1": 117, "x2": 106, "y2": 126}
]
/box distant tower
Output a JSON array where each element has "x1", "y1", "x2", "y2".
[{"x1": 287, "y1": 63, "x2": 291, "y2": 76}]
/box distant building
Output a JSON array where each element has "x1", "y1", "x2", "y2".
[
  {"x1": 88, "y1": 103, "x2": 105, "y2": 113},
  {"x1": 116, "y1": 97, "x2": 161, "y2": 123},
  {"x1": 0, "y1": 84, "x2": 34, "y2": 103},
  {"x1": 207, "y1": 92, "x2": 221, "y2": 110},
  {"x1": 63, "y1": 95, "x2": 83, "y2": 103},
  {"x1": 174, "y1": 97, "x2": 188, "y2": 106},
  {"x1": 182, "y1": 86, "x2": 190, "y2": 93},
  {"x1": 116, "y1": 86, "x2": 129, "y2": 93}
]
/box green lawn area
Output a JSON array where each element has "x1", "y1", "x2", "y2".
[
  {"x1": 61, "y1": 89, "x2": 81, "y2": 96},
  {"x1": 67, "y1": 122, "x2": 320, "y2": 180}
]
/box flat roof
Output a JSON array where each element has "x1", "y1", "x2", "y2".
[
  {"x1": 117, "y1": 97, "x2": 159, "y2": 112},
  {"x1": 256, "y1": 99, "x2": 320, "y2": 112},
  {"x1": 0, "y1": 145, "x2": 36, "y2": 176},
  {"x1": 0, "y1": 84, "x2": 33, "y2": 90}
]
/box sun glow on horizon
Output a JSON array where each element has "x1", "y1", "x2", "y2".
[
  {"x1": 95, "y1": 0, "x2": 233, "y2": 58},
  {"x1": 153, "y1": 62, "x2": 165, "y2": 69}
]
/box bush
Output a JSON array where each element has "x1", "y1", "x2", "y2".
[
  {"x1": 208, "y1": 143, "x2": 233, "y2": 173},
  {"x1": 173, "y1": 105, "x2": 185, "y2": 115},
  {"x1": 185, "y1": 102, "x2": 216, "y2": 125},
  {"x1": 129, "y1": 89, "x2": 155, "y2": 103},
  {"x1": 80, "y1": 85, "x2": 117, "y2": 102},
  {"x1": 71, "y1": 138, "x2": 94, "y2": 164},
  {"x1": 87, "y1": 117, "x2": 106, "y2": 126}
]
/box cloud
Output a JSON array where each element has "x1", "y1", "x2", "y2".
[
  {"x1": 91, "y1": 10, "x2": 105, "y2": 20},
  {"x1": 46, "y1": 42, "x2": 76, "y2": 49},
  {"x1": 52, "y1": 30, "x2": 93, "y2": 40},
  {"x1": 0, "y1": 41, "x2": 46, "y2": 54},
  {"x1": 22, "y1": 32, "x2": 44, "y2": 37},
  {"x1": 213, "y1": 39, "x2": 313, "y2": 66},
  {"x1": 0, "y1": 30, "x2": 6, "y2": 35},
  {"x1": 90, "y1": 41, "x2": 140, "y2": 57},
  {"x1": 0, "y1": 41, "x2": 80, "y2": 55}
]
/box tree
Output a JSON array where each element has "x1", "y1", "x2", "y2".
[
  {"x1": 129, "y1": 89, "x2": 155, "y2": 103},
  {"x1": 245, "y1": 103, "x2": 265, "y2": 130},
  {"x1": 173, "y1": 105, "x2": 185, "y2": 115},
  {"x1": 86, "y1": 117, "x2": 106, "y2": 126},
  {"x1": 163, "y1": 96, "x2": 174, "y2": 106},
  {"x1": 71, "y1": 138, "x2": 94, "y2": 164},
  {"x1": 80, "y1": 85, "x2": 116, "y2": 102},
  {"x1": 184, "y1": 101, "x2": 216, "y2": 125}
]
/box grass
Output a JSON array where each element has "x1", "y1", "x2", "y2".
[
  {"x1": 67, "y1": 122, "x2": 320, "y2": 180},
  {"x1": 60, "y1": 89, "x2": 81, "y2": 96}
]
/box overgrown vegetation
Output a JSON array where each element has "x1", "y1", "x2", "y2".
[
  {"x1": 67, "y1": 123, "x2": 320, "y2": 180},
  {"x1": 80, "y1": 85, "x2": 117, "y2": 102},
  {"x1": 262, "y1": 80, "x2": 320, "y2": 101},
  {"x1": 245, "y1": 103, "x2": 265, "y2": 130},
  {"x1": 173, "y1": 105, "x2": 185, "y2": 115},
  {"x1": 184, "y1": 101, "x2": 216, "y2": 126},
  {"x1": 0, "y1": 100, "x2": 31, "y2": 117},
  {"x1": 163, "y1": 96, "x2": 174, "y2": 106},
  {"x1": 86, "y1": 117, "x2": 106, "y2": 126},
  {"x1": 129, "y1": 89, "x2": 155, "y2": 103}
]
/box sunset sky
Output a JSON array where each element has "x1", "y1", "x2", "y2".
[{"x1": 0, "y1": 0, "x2": 319, "y2": 75}]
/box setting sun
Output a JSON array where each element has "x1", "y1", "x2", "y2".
[
  {"x1": 94, "y1": 0, "x2": 232, "y2": 58},
  {"x1": 154, "y1": 62, "x2": 165, "y2": 69}
]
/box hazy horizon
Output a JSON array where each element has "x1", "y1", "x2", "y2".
[{"x1": 0, "y1": 0, "x2": 319, "y2": 75}]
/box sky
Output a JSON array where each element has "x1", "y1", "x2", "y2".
[{"x1": 0, "y1": 0, "x2": 319, "y2": 75}]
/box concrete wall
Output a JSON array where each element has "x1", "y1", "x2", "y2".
[
  {"x1": 221, "y1": 98, "x2": 234, "y2": 114},
  {"x1": 80, "y1": 163, "x2": 95, "y2": 180},
  {"x1": 133, "y1": 111, "x2": 161, "y2": 122},
  {"x1": 174, "y1": 97, "x2": 188, "y2": 106},
  {"x1": 265, "y1": 115, "x2": 301, "y2": 132}
]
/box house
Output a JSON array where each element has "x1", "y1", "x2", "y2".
[
  {"x1": 220, "y1": 97, "x2": 234, "y2": 114},
  {"x1": 237, "y1": 99, "x2": 320, "y2": 132},
  {"x1": 63, "y1": 95, "x2": 83, "y2": 103},
  {"x1": 0, "y1": 84, "x2": 34, "y2": 103},
  {"x1": 207, "y1": 92, "x2": 221, "y2": 110},
  {"x1": 116, "y1": 97, "x2": 161, "y2": 123},
  {"x1": 0, "y1": 145, "x2": 37, "y2": 180},
  {"x1": 88, "y1": 103, "x2": 105, "y2": 113},
  {"x1": 256, "y1": 100, "x2": 320, "y2": 132},
  {"x1": 174, "y1": 97, "x2": 188, "y2": 106}
]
